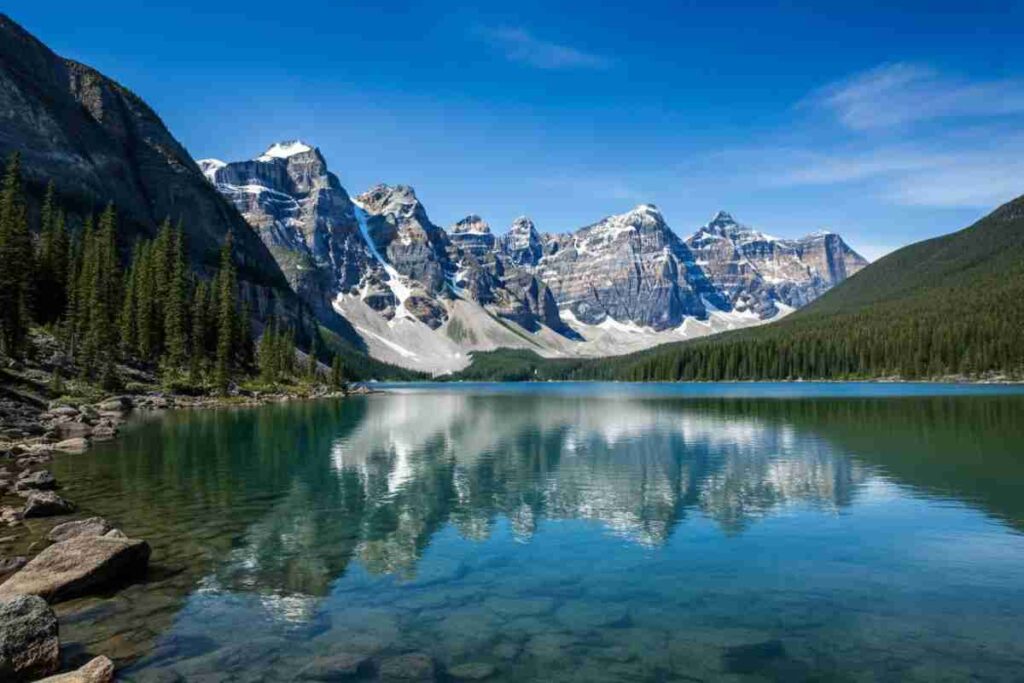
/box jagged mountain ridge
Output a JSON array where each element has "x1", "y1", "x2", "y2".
[{"x1": 203, "y1": 141, "x2": 866, "y2": 374}]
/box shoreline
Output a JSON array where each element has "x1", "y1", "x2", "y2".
[{"x1": 0, "y1": 384, "x2": 372, "y2": 681}]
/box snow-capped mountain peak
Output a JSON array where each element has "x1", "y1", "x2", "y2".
[{"x1": 258, "y1": 140, "x2": 315, "y2": 161}]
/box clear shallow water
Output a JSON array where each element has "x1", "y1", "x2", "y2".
[{"x1": 48, "y1": 383, "x2": 1024, "y2": 681}]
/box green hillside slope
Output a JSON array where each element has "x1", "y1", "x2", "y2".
[{"x1": 456, "y1": 194, "x2": 1024, "y2": 382}]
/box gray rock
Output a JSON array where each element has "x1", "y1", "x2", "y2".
[
  {"x1": 0, "y1": 557, "x2": 26, "y2": 581},
  {"x1": 95, "y1": 396, "x2": 132, "y2": 412},
  {"x1": 378, "y1": 653, "x2": 436, "y2": 681},
  {"x1": 47, "y1": 517, "x2": 113, "y2": 542},
  {"x1": 296, "y1": 652, "x2": 373, "y2": 680},
  {"x1": 0, "y1": 594, "x2": 60, "y2": 681},
  {"x1": 0, "y1": 534, "x2": 150, "y2": 602},
  {"x1": 22, "y1": 491, "x2": 75, "y2": 518},
  {"x1": 14, "y1": 469, "x2": 57, "y2": 492},
  {"x1": 56, "y1": 422, "x2": 92, "y2": 439},
  {"x1": 52, "y1": 438, "x2": 89, "y2": 453},
  {"x1": 46, "y1": 406, "x2": 79, "y2": 418},
  {"x1": 0, "y1": 507, "x2": 22, "y2": 526},
  {"x1": 35, "y1": 655, "x2": 114, "y2": 682}
]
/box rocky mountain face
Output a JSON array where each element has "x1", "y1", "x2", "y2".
[
  {"x1": 686, "y1": 211, "x2": 868, "y2": 317},
  {"x1": 0, "y1": 14, "x2": 311, "y2": 332},
  {"x1": 534, "y1": 204, "x2": 728, "y2": 330},
  {"x1": 203, "y1": 141, "x2": 867, "y2": 373}
]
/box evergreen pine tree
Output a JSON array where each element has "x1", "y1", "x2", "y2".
[
  {"x1": 188, "y1": 278, "x2": 209, "y2": 385},
  {"x1": 163, "y1": 225, "x2": 188, "y2": 369},
  {"x1": 214, "y1": 233, "x2": 237, "y2": 394},
  {"x1": 0, "y1": 153, "x2": 33, "y2": 356}
]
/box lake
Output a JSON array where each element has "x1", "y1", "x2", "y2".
[{"x1": 49, "y1": 382, "x2": 1024, "y2": 681}]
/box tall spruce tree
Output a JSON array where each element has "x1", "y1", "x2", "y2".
[
  {"x1": 214, "y1": 233, "x2": 237, "y2": 393},
  {"x1": 163, "y1": 224, "x2": 188, "y2": 370},
  {"x1": 0, "y1": 153, "x2": 33, "y2": 356}
]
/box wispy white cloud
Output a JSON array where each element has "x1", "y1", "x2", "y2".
[
  {"x1": 478, "y1": 27, "x2": 612, "y2": 71},
  {"x1": 811, "y1": 62, "x2": 1024, "y2": 131},
  {"x1": 760, "y1": 138, "x2": 1024, "y2": 209}
]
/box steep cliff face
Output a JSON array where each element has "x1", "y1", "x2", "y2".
[
  {"x1": 199, "y1": 143, "x2": 367, "y2": 330},
  {"x1": 534, "y1": 205, "x2": 727, "y2": 330},
  {"x1": 355, "y1": 184, "x2": 451, "y2": 296},
  {"x1": 0, "y1": 14, "x2": 307, "y2": 329},
  {"x1": 686, "y1": 211, "x2": 867, "y2": 317}
]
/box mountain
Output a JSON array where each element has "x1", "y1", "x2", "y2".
[
  {"x1": 457, "y1": 192, "x2": 1024, "y2": 381},
  {"x1": 204, "y1": 143, "x2": 865, "y2": 373},
  {"x1": 686, "y1": 211, "x2": 867, "y2": 317},
  {"x1": 534, "y1": 204, "x2": 727, "y2": 329},
  {"x1": 0, "y1": 14, "x2": 315, "y2": 333}
]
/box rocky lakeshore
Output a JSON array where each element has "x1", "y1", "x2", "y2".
[{"x1": 0, "y1": 379, "x2": 367, "y2": 681}]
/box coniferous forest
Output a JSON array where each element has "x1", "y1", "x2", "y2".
[
  {"x1": 0, "y1": 151, "x2": 405, "y2": 395},
  {"x1": 455, "y1": 192, "x2": 1024, "y2": 382}
]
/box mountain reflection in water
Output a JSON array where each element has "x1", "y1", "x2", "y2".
[{"x1": 47, "y1": 386, "x2": 1024, "y2": 680}]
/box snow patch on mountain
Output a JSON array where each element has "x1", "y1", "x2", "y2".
[
  {"x1": 351, "y1": 200, "x2": 413, "y2": 318},
  {"x1": 258, "y1": 140, "x2": 313, "y2": 161}
]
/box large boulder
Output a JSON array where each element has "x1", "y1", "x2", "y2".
[
  {"x1": 0, "y1": 594, "x2": 60, "y2": 681},
  {"x1": 37, "y1": 655, "x2": 115, "y2": 682},
  {"x1": 22, "y1": 491, "x2": 76, "y2": 518},
  {"x1": 47, "y1": 517, "x2": 113, "y2": 543},
  {"x1": 0, "y1": 535, "x2": 150, "y2": 603}
]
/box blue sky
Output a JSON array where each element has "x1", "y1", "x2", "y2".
[{"x1": 12, "y1": 1, "x2": 1024, "y2": 260}]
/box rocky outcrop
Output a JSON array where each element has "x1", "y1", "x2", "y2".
[
  {"x1": 686, "y1": 211, "x2": 867, "y2": 317},
  {"x1": 0, "y1": 14, "x2": 307, "y2": 333},
  {"x1": 448, "y1": 215, "x2": 497, "y2": 258},
  {"x1": 0, "y1": 594, "x2": 60, "y2": 681},
  {"x1": 36, "y1": 656, "x2": 114, "y2": 683},
  {"x1": 499, "y1": 217, "x2": 543, "y2": 267},
  {"x1": 0, "y1": 534, "x2": 150, "y2": 603}
]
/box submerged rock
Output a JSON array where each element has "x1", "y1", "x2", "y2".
[
  {"x1": 0, "y1": 534, "x2": 150, "y2": 603},
  {"x1": 296, "y1": 652, "x2": 373, "y2": 680},
  {"x1": 0, "y1": 594, "x2": 60, "y2": 681},
  {"x1": 379, "y1": 652, "x2": 436, "y2": 681},
  {"x1": 448, "y1": 661, "x2": 496, "y2": 680},
  {"x1": 22, "y1": 491, "x2": 76, "y2": 518},
  {"x1": 47, "y1": 517, "x2": 113, "y2": 542},
  {"x1": 37, "y1": 655, "x2": 115, "y2": 682}
]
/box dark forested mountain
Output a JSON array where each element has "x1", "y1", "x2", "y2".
[
  {"x1": 457, "y1": 193, "x2": 1024, "y2": 381},
  {"x1": 0, "y1": 13, "x2": 334, "y2": 336}
]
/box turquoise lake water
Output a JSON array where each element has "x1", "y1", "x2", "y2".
[{"x1": 49, "y1": 383, "x2": 1024, "y2": 681}]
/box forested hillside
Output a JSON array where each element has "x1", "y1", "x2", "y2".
[{"x1": 456, "y1": 193, "x2": 1024, "y2": 382}]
